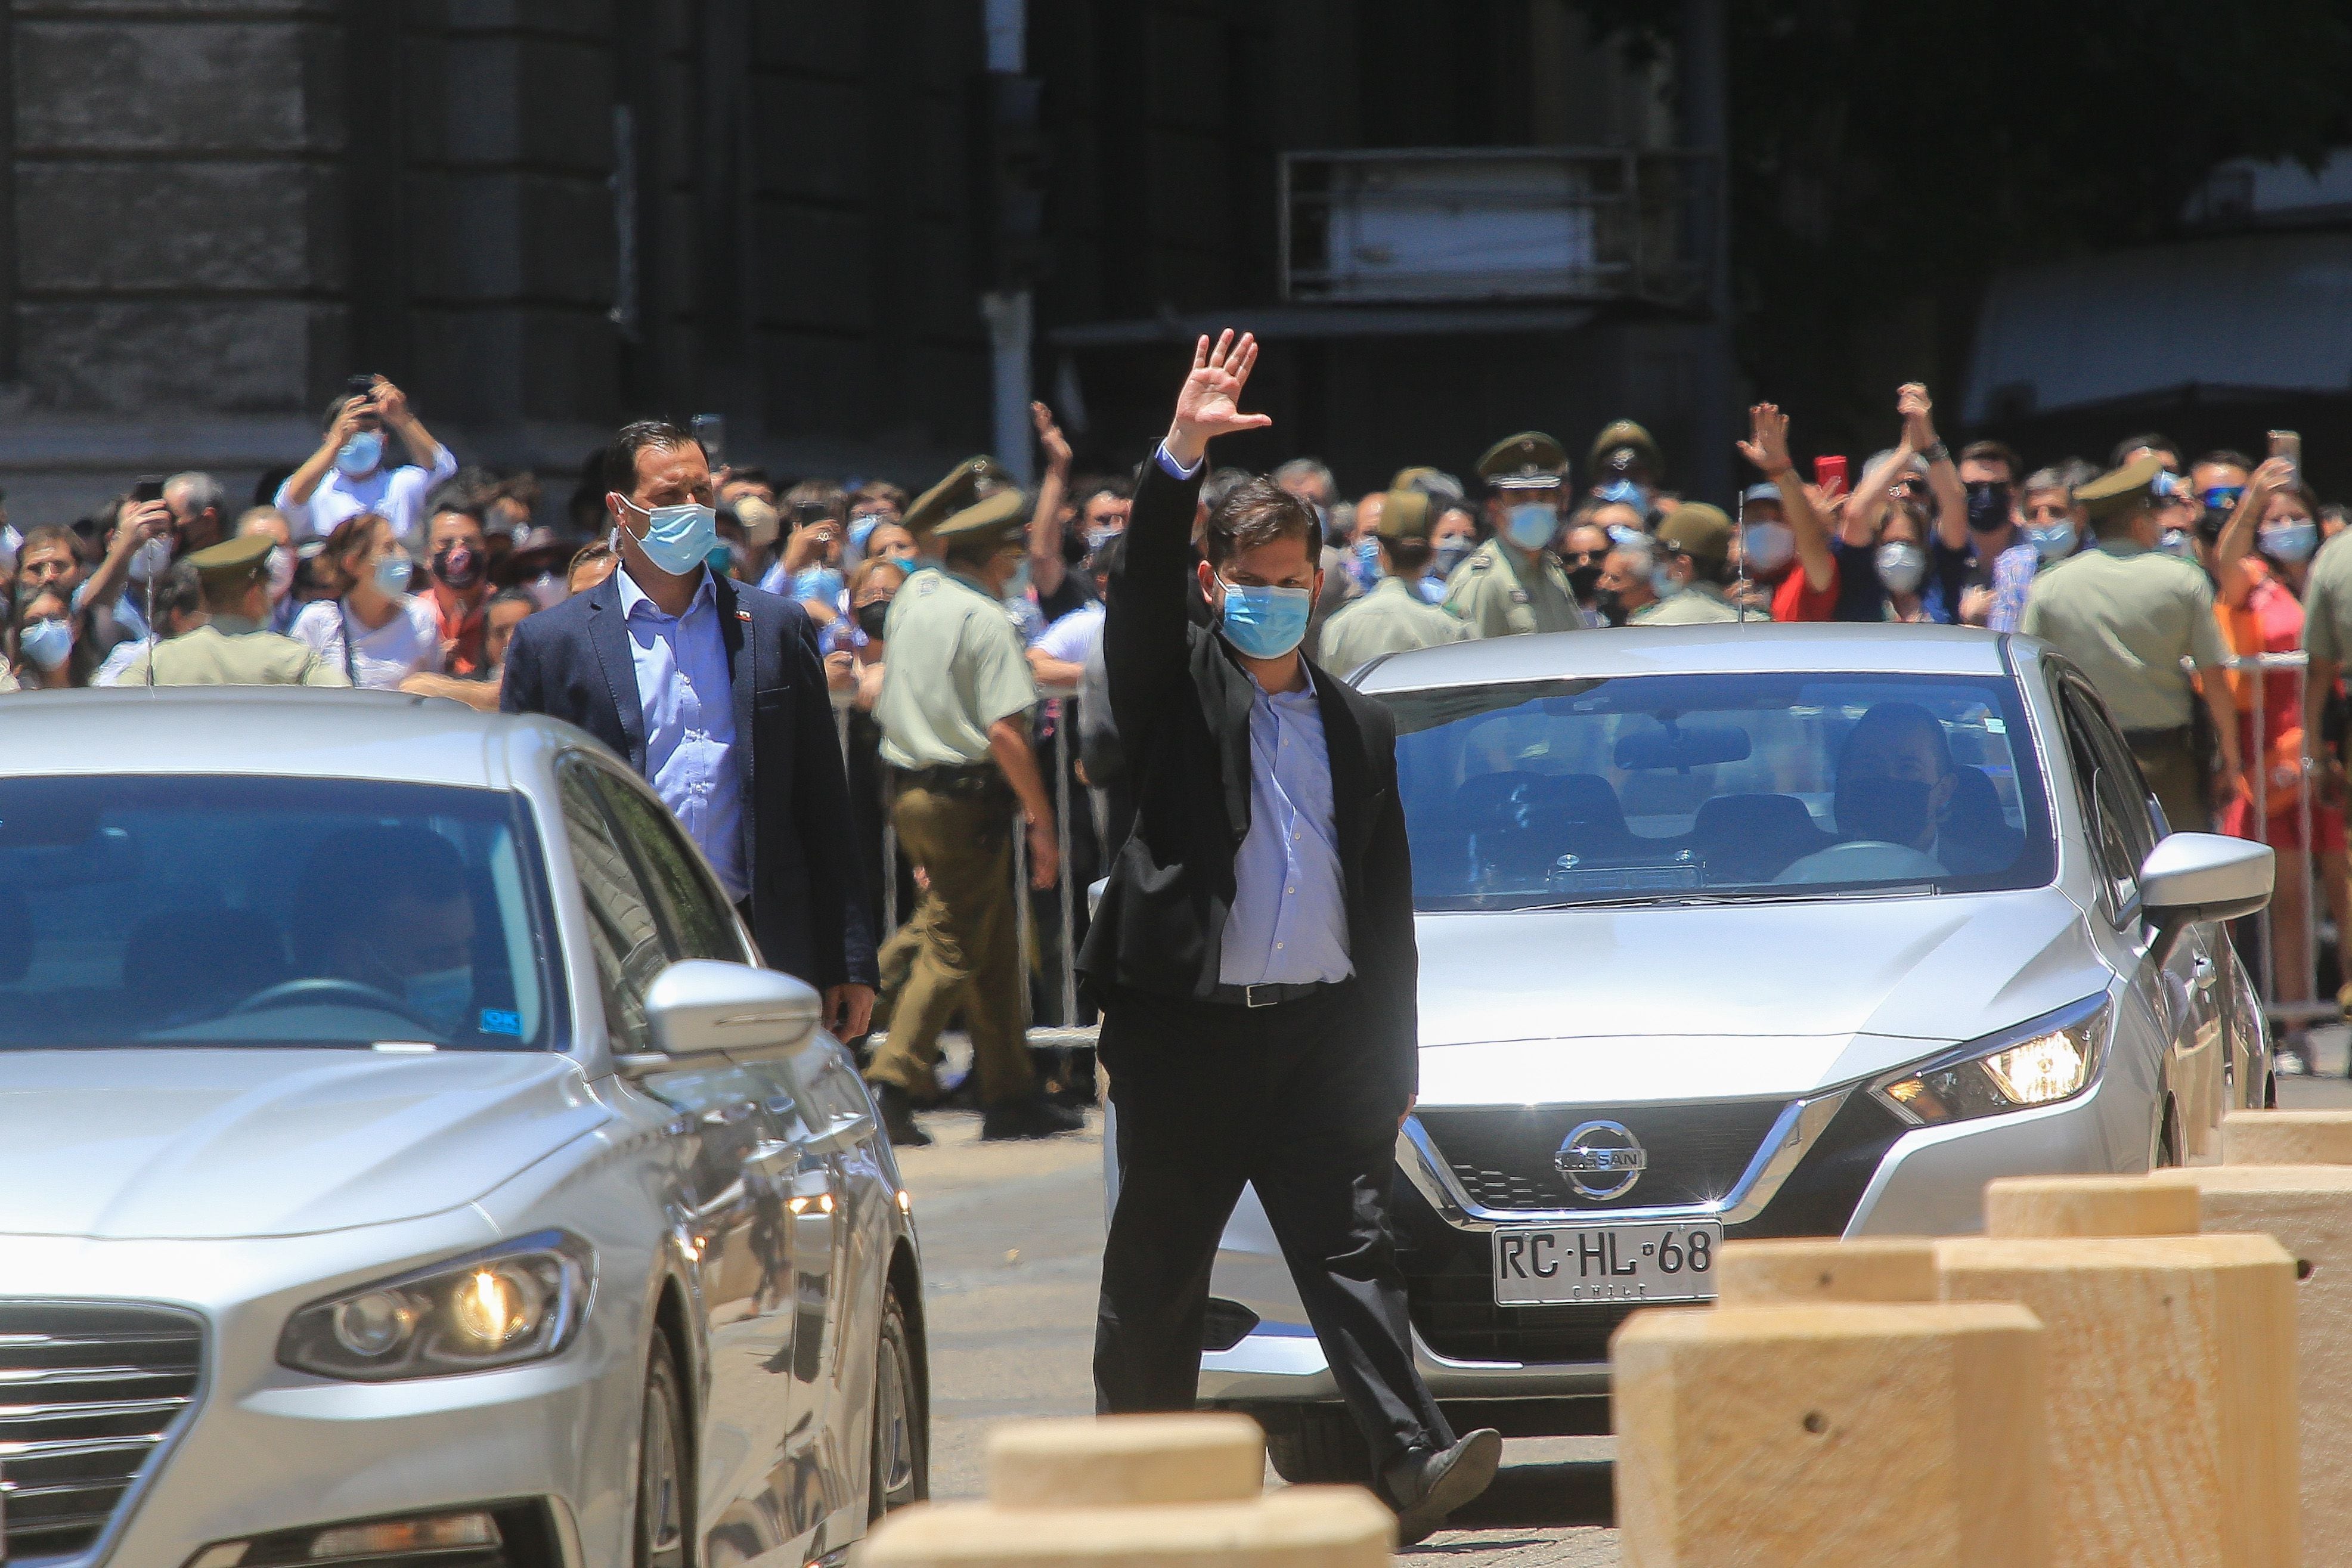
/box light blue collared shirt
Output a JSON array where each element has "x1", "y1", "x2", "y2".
[{"x1": 617, "y1": 566, "x2": 746, "y2": 901}]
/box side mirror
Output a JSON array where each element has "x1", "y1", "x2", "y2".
[
  {"x1": 624, "y1": 959, "x2": 821, "y2": 1076},
  {"x1": 2142, "y1": 832, "x2": 2273, "y2": 965}
]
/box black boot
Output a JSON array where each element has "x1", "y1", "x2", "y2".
[
  {"x1": 872, "y1": 1083, "x2": 933, "y2": 1148},
  {"x1": 1382, "y1": 1428, "x2": 1502, "y2": 1546},
  {"x1": 980, "y1": 1095, "x2": 1085, "y2": 1141}
]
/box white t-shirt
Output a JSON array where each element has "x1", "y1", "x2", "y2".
[
  {"x1": 275, "y1": 446, "x2": 460, "y2": 544},
  {"x1": 1034, "y1": 601, "x2": 1105, "y2": 666},
  {"x1": 290, "y1": 596, "x2": 443, "y2": 689}
]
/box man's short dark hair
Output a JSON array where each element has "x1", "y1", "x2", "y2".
[
  {"x1": 1203, "y1": 476, "x2": 1317, "y2": 569},
  {"x1": 1843, "y1": 701, "x2": 1954, "y2": 779},
  {"x1": 1959, "y1": 439, "x2": 2022, "y2": 479},
  {"x1": 605, "y1": 420, "x2": 702, "y2": 492},
  {"x1": 423, "y1": 483, "x2": 485, "y2": 525},
  {"x1": 1074, "y1": 475, "x2": 1133, "y2": 508},
  {"x1": 1385, "y1": 536, "x2": 1434, "y2": 575},
  {"x1": 2196, "y1": 448, "x2": 2256, "y2": 475},
  {"x1": 487, "y1": 587, "x2": 538, "y2": 615},
  {"x1": 2111, "y1": 432, "x2": 2181, "y2": 469},
  {"x1": 156, "y1": 560, "x2": 205, "y2": 622},
  {"x1": 17, "y1": 523, "x2": 81, "y2": 563},
  {"x1": 1200, "y1": 466, "x2": 1254, "y2": 516},
  {"x1": 783, "y1": 479, "x2": 848, "y2": 523},
  {"x1": 726, "y1": 464, "x2": 776, "y2": 492}
]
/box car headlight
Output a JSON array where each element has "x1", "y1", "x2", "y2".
[
  {"x1": 1870, "y1": 996, "x2": 2110, "y2": 1126},
  {"x1": 279, "y1": 1231, "x2": 594, "y2": 1381}
]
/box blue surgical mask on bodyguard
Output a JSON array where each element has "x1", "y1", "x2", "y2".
[
  {"x1": 1216, "y1": 576, "x2": 1311, "y2": 659},
  {"x1": 630, "y1": 500, "x2": 719, "y2": 577},
  {"x1": 1502, "y1": 502, "x2": 1557, "y2": 551}
]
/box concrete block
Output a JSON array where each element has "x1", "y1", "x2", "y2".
[
  {"x1": 1613, "y1": 1301, "x2": 2049, "y2": 1567},
  {"x1": 1982, "y1": 1172, "x2": 2200, "y2": 1238},
  {"x1": 19, "y1": 302, "x2": 330, "y2": 413},
  {"x1": 16, "y1": 163, "x2": 337, "y2": 293},
  {"x1": 988, "y1": 1414, "x2": 1263, "y2": 1508},
  {"x1": 16, "y1": 20, "x2": 327, "y2": 153},
  {"x1": 1936, "y1": 1232, "x2": 2298, "y2": 1567},
  {"x1": 1716, "y1": 1238, "x2": 1939, "y2": 1305},
  {"x1": 2181, "y1": 1156, "x2": 2352, "y2": 1559},
  {"x1": 2222, "y1": 1109, "x2": 2352, "y2": 1166}
]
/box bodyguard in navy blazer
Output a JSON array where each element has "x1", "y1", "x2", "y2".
[{"x1": 501, "y1": 423, "x2": 878, "y2": 1026}]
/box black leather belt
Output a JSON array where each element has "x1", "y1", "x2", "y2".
[
  {"x1": 1206, "y1": 979, "x2": 1342, "y2": 1009},
  {"x1": 891, "y1": 763, "x2": 1002, "y2": 795}
]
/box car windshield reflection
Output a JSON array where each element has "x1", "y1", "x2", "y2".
[
  {"x1": 1387, "y1": 672, "x2": 2056, "y2": 911},
  {"x1": 0, "y1": 775, "x2": 558, "y2": 1050}
]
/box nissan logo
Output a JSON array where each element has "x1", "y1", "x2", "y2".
[{"x1": 1556, "y1": 1120, "x2": 1646, "y2": 1201}]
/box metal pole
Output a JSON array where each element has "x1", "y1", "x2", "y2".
[
  {"x1": 2251, "y1": 653, "x2": 2272, "y2": 1007},
  {"x1": 2293, "y1": 656, "x2": 2318, "y2": 1011},
  {"x1": 1055, "y1": 690, "x2": 1077, "y2": 1029},
  {"x1": 980, "y1": 0, "x2": 1032, "y2": 486}
]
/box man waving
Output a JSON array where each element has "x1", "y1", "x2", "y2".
[{"x1": 1082, "y1": 332, "x2": 1499, "y2": 1543}]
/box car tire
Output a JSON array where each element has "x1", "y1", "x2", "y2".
[
  {"x1": 869, "y1": 1282, "x2": 928, "y2": 1519},
  {"x1": 1262, "y1": 1405, "x2": 1375, "y2": 1486},
  {"x1": 636, "y1": 1337, "x2": 692, "y2": 1568}
]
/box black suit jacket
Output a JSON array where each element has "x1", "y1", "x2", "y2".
[
  {"x1": 500, "y1": 569, "x2": 879, "y2": 991},
  {"x1": 1076, "y1": 456, "x2": 1420, "y2": 1110}
]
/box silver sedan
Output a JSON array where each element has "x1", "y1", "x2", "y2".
[
  {"x1": 1152, "y1": 623, "x2": 2273, "y2": 1476},
  {"x1": 0, "y1": 689, "x2": 925, "y2": 1568}
]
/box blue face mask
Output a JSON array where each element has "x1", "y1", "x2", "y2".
[
  {"x1": 1216, "y1": 576, "x2": 1312, "y2": 660},
  {"x1": 2161, "y1": 528, "x2": 2198, "y2": 560},
  {"x1": 2262, "y1": 519, "x2": 2320, "y2": 563},
  {"x1": 371, "y1": 552, "x2": 413, "y2": 597},
  {"x1": 18, "y1": 616, "x2": 72, "y2": 671},
  {"x1": 2026, "y1": 521, "x2": 2077, "y2": 562},
  {"x1": 1432, "y1": 538, "x2": 1473, "y2": 577},
  {"x1": 335, "y1": 429, "x2": 384, "y2": 478},
  {"x1": 848, "y1": 516, "x2": 881, "y2": 556},
  {"x1": 630, "y1": 501, "x2": 718, "y2": 577},
  {"x1": 1352, "y1": 537, "x2": 1382, "y2": 587},
  {"x1": 1596, "y1": 478, "x2": 1651, "y2": 513},
  {"x1": 1502, "y1": 501, "x2": 1557, "y2": 551},
  {"x1": 791, "y1": 565, "x2": 845, "y2": 604},
  {"x1": 402, "y1": 965, "x2": 473, "y2": 1036},
  {"x1": 1649, "y1": 564, "x2": 1678, "y2": 600}
]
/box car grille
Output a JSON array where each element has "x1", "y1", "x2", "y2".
[
  {"x1": 0, "y1": 1301, "x2": 204, "y2": 1563},
  {"x1": 1415, "y1": 1100, "x2": 1791, "y2": 1211}
]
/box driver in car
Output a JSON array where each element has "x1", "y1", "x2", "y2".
[
  {"x1": 1784, "y1": 702, "x2": 2011, "y2": 880},
  {"x1": 295, "y1": 826, "x2": 479, "y2": 1037}
]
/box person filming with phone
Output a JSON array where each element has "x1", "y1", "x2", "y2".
[
  {"x1": 274, "y1": 374, "x2": 458, "y2": 546},
  {"x1": 1083, "y1": 331, "x2": 1501, "y2": 1544}
]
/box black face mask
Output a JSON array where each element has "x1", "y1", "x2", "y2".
[
  {"x1": 430, "y1": 543, "x2": 484, "y2": 591},
  {"x1": 1964, "y1": 481, "x2": 2012, "y2": 535},
  {"x1": 1594, "y1": 587, "x2": 1628, "y2": 627},
  {"x1": 1836, "y1": 773, "x2": 1936, "y2": 847},
  {"x1": 1567, "y1": 563, "x2": 1603, "y2": 599},
  {"x1": 855, "y1": 599, "x2": 891, "y2": 640}
]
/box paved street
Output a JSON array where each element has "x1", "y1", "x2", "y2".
[{"x1": 895, "y1": 1025, "x2": 2352, "y2": 1566}]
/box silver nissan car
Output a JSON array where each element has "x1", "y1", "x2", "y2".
[
  {"x1": 0, "y1": 690, "x2": 925, "y2": 1568},
  {"x1": 1166, "y1": 623, "x2": 2274, "y2": 1477}
]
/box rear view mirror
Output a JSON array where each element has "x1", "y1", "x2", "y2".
[
  {"x1": 1614, "y1": 724, "x2": 1752, "y2": 772},
  {"x1": 2142, "y1": 832, "x2": 2273, "y2": 963},
  {"x1": 627, "y1": 959, "x2": 820, "y2": 1075}
]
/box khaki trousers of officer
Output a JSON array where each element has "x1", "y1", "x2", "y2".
[
  {"x1": 863, "y1": 784, "x2": 1034, "y2": 1107},
  {"x1": 2128, "y1": 727, "x2": 2208, "y2": 835}
]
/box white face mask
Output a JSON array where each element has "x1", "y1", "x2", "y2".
[{"x1": 265, "y1": 544, "x2": 295, "y2": 600}]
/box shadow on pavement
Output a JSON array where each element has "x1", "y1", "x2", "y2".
[{"x1": 1449, "y1": 1458, "x2": 1613, "y2": 1529}]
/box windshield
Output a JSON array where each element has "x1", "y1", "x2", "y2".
[
  {"x1": 1387, "y1": 671, "x2": 2053, "y2": 912},
  {"x1": 0, "y1": 775, "x2": 559, "y2": 1051}
]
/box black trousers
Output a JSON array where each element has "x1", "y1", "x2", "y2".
[{"x1": 1092, "y1": 981, "x2": 1451, "y2": 1468}]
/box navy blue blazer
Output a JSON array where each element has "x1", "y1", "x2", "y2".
[{"x1": 500, "y1": 569, "x2": 879, "y2": 991}]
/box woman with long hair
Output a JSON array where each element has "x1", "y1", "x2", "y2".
[{"x1": 288, "y1": 510, "x2": 442, "y2": 689}]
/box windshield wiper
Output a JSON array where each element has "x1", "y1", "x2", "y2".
[{"x1": 1484, "y1": 884, "x2": 1939, "y2": 913}]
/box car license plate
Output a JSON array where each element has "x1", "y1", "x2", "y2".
[{"x1": 1491, "y1": 1220, "x2": 1721, "y2": 1306}]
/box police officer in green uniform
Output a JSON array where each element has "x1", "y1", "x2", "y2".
[
  {"x1": 1632, "y1": 504, "x2": 1765, "y2": 625},
  {"x1": 1316, "y1": 489, "x2": 1469, "y2": 673},
  {"x1": 109, "y1": 532, "x2": 349, "y2": 686},
  {"x1": 1443, "y1": 432, "x2": 1585, "y2": 638},
  {"x1": 2021, "y1": 453, "x2": 2242, "y2": 830},
  {"x1": 900, "y1": 453, "x2": 1014, "y2": 537},
  {"x1": 865, "y1": 487, "x2": 1082, "y2": 1144}
]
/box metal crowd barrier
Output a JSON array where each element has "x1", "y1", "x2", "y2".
[
  {"x1": 832, "y1": 680, "x2": 1098, "y2": 1061},
  {"x1": 2217, "y1": 650, "x2": 2335, "y2": 1034}
]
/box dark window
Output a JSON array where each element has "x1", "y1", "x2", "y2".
[
  {"x1": 582, "y1": 766, "x2": 746, "y2": 963},
  {"x1": 557, "y1": 758, "x2": 667, "y2": 1053}
]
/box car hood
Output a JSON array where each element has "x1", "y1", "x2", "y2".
[
  {"x1": 1413, "y1": 888, "x2": 2111, "y2": 1105},
  {"x1": 0, "y1": 1050, "x2": 609, "y2": 1239}
]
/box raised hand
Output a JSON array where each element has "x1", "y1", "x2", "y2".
[
  {"x1": 1030, "y1": 401, "x2": 1073, "y2": 473},
  {"x1": 1165, "y1": 329, "x2": 1272, "y2": 469},
  {"x1": 370, "y1": 376, "x2": 413, "y2": 426},
  {"x1": 1897, "y1": 383, "x2": 1936, "y2": 453},
  {"x1": 1737, "y1": 403, "x2": 1793, "y2": 475}
]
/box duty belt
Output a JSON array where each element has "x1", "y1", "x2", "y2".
[{"x1": 891, "y1": 763, "x2": 1003, "y2": 797}]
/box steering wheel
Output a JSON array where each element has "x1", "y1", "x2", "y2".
[
  {"x1": 228, "y1": 977, "x2": 435, "y2": 1029},
  {"x1": 1774, "y1": 839, "x2": 1947, "y2": 885}
]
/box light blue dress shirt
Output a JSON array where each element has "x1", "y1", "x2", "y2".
[{"x1": 616, "y1": 567, "x2": 747, "y2": 901}]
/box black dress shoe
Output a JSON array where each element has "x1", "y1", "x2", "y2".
[
  {"x1": 979, "y1": 1096, "x2": 1086, "y2": 1141},
  {"x1": 873, "y1": 1083, "x2": 933, "y2": 1148},
  {"x1": 1382, "y1": 1428, "x2": 1501, "y2": 1546}
]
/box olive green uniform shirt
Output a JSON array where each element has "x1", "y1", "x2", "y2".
[
  {"x1": 2019, "y1": 541, "x2": 2226, "y2": 730},
  {"x1": 875, "y1": 566, "x2": 1037, "y2": 768},
  {"x1": 107, "y1": 619, "x2": 350, "y2": 687},
  {"x1": 1442, "y1": 538, "x2": 1586, "y2": 639},
  {"x1": 1316, "y1": 575, "x2": 1467, "y2": 673},
  {"x1": 1630, "y1": 582, "x2": 1765, "y2": 625},
  {"x1": 2301, "y1": 529, "x2": 2352, "y2": 668}
]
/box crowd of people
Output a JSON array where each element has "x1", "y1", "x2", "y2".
[{"x1": 4, "y1": 366, "x2": 2345, "y2": 1093}]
